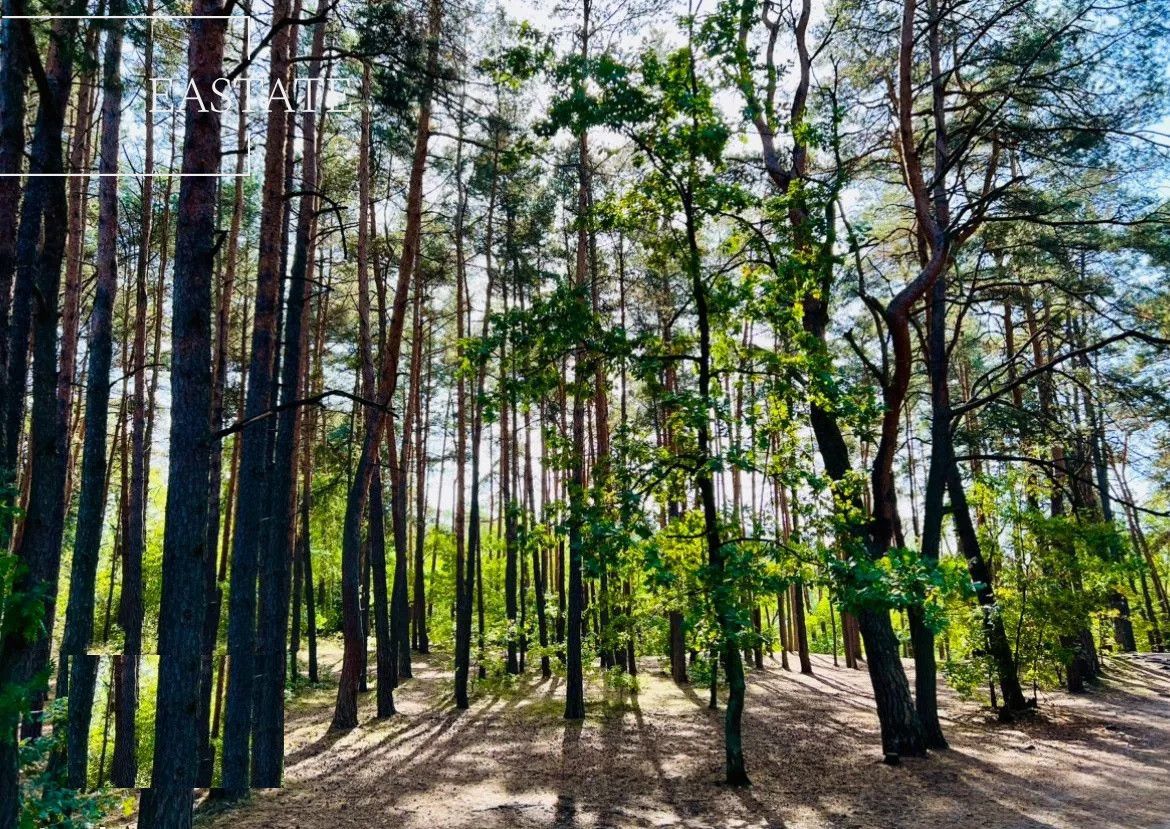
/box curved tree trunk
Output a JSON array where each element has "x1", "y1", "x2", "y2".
[{"x1": 334, "y1": 0, "x2": 440, "y2": 728}]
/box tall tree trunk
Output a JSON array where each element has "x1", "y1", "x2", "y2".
[
  {"x1": 412, "y1": 315, "x2": 432, "y2": 654},
  {"x1": 61, "y1": 8, "x2": 124, "y2": 787},
  {"x1": 911, "y1": 264, "x2": 951, "y2": 747},
  {"x1": 564, "y1": 0, "x2": 593, "y2": 721},
  {"x1": 353, "y1": 63, "x2": 394, "y2": 712},
  {"x1": 0, "y1": 6, "x2": 29, "y2": 508},
  {"x1": 390, "y1": 268, "x2": 420, "y2": 682},
  {"x1": 198, "y1": 14, "x2": 246, "y2": 787},
  {"x1": 111, "y1": 1, "x2": 156, "y2": 789},
  {"x1": 139, "y1": 5, "x2": 224, "y2": 824},
  {"x1": 523, "y1": 354, "x2": 549, "y2": 677},
  {"x1": 734, "y1": 0, "x2": 927, "y2": 757},
  {"x1": 301, "y1": 264, "x2": 327, "y2": 684},
  {"x1": 302, "y1": 456, "x2": 319, "y2": 682},
  {"x1": 333, "y1": 0, "x2": 441, "y2": 728},
  {"x1": 253, "y1": 2, "x2": 325, "y2": 785},
  {"x1": 927, "y1": 271, "x2": 1027, "y2": 718},
  {"x1": 681, "y1": 178, "x2": 749, "y2": 782},
  {"x1": 391, "y1": 0, "x2": 441, "y2": 685},
  {"x1": 143, "y1": 122, "x2": 176, "y2": 503},
  {"x1": 501, "y1": 255, "x2": 519, "y2": 674},
  {"x1": 0, "y1": 28, "x2": 82, "y2": 820},
  {"x1": 792, "y1": 581, "x2": 812, "y2": 675},
  {"x1": 370, "y1": 469, "x2": 396, "y2": 715},
  {"x1": 954, "y1": 466, "x2": 1029, "y2": 711},
  {"x1": 55, "y1": 39, "x2": 98, "y2": 521},
  {"x1": 0, "y1": 1, "x2": 33, "y2": 555},
  {"x1": 220, "y1": 0, "x2": 292, "y2": 797},
  {"x1": 452, "y1": 99, "x2": 472, "y2": 707},
  {"x1": 456, "y1": 97, "x2": 498, "y2": 703},
  {"x1": 660, "y1": 307, "x2": 688, "y2": 685},
  {"x1": 803, "y1": 294, "x2": 926, "y2": 758}
]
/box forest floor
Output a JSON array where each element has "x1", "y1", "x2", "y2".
[{"x1": 175, "y1": 639, "x2": 1170, "y2": 829}]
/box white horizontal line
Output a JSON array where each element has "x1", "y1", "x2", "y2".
[
  {"x1": 4, "y1": 15, "x2": 235, "y2": 18},
  {"x1": 4, "y1": 173, "x2": 251, "y2": 178}
]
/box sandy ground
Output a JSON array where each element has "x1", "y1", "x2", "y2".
[{"x1": 171, "y1": 641, "x2": 1170, "y2": 829}]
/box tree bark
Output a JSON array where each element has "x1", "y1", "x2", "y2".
[
  {"x1": 0, "y1": 4, "x2": 29, "y2": 492},
  {"x1": 0, "y1": 2, "x2": 32, "y2": 555},
  {"x1": 0, "y1": 27, "x2": 82, "y2": 818},
  {"x1": 500, "y1": 262, "x2": 519, "y2": 673},
  {"x1": 61, "y1": 7, "x2": 125, "y2": 788},
  {"x1": 912, "y1": 263, "x2": 951, "y2": 747},
  {"x1": 198, "y1": 13, "x2": 246, "y2": 787},
  {"x1": 792, "y1": 582, "x2": 812, "y2": 675},
  {"x1": 55, "y1": 36, "x2": 98, "y2": 519},
  {"x1": 564, "y1": 0, "x2": 593, "y2": 721},
  {"x1": 736, "y1": 0, "x2": 926, "y2": 758},
  {"x1": 221, "y1": 0, "x2": 292, "y2": 797},
  {"x1": 139, "y1": 5, "x2": 224, "y2": 824},
  {"x1": 684, "y1": 193, "x2": 748, "y2": 783},
  {"x1": 370, "y1": 469, "x2": 396, "y2": 715},
  {"x1": 334, "y1": 0, "x2": 440, "y2": 727},
  {"x1": 412, "y1": 314, "x2": 432, "y2": 654},
  {"x1": 452, "y1": 98, "x2": 472, "y2": 707},
  {"x1": 252, "y1": 2, "x2": 326, "y2": 785}
]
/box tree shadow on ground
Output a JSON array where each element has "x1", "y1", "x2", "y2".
[{"x1": 189, "y1": 646, "x2": 1170, "y2": 829}]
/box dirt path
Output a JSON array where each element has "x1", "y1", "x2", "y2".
[{"x1": 180, "y1": 643, "x2": 1170, "y2": 829}]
